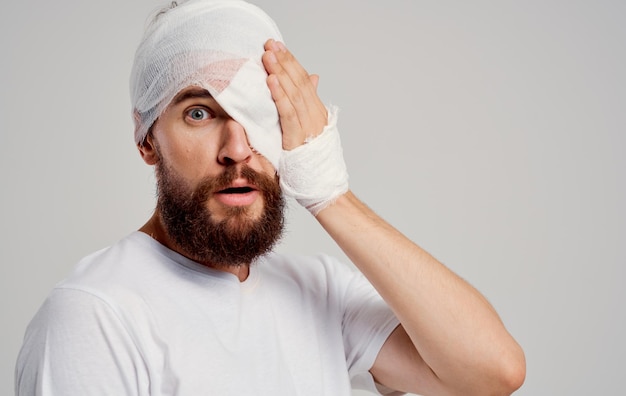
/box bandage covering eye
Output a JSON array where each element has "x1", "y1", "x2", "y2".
[{"x1": 130, "y1": 0, "x2": 284, "y2": 169}]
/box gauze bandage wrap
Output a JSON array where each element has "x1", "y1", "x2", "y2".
[
  {"x1": 279, "y1": 106, "x2": 350, "y2": 215},
  {"x1": 130, "y1": 0, "x2": 284, "y2": 169}
]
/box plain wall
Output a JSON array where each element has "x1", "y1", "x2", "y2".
[{"x1": 2, "y1": 0, "x2": 624, "y2": 394}]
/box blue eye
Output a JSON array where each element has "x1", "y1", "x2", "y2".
[{"x1": 187, "y1": 108, "x2": 211, "y2": 121}]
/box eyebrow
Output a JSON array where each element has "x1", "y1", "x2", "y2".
[{"x1": 171, "y1": 87, "x2": 214, "y2": 106}]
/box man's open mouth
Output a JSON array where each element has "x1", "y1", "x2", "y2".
[{"x1": 219, "y1": 187, "x2": 255, "y2": 194}]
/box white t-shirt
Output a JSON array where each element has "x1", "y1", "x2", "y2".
[{"x1": 16, "y1": 232, "x2": 400, "y2": 395}]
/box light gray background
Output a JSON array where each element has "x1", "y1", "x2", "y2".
[{"x1": 1, "y1": 0, "x2": 624, "y2": 394}]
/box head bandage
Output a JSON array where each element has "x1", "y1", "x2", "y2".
[{"x1": 130, "y1": 0, "x2": 284, "y2": 169}]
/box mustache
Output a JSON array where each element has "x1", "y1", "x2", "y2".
[{"x1": 192, "y1": 165, "x2": 278, "y2": 203}]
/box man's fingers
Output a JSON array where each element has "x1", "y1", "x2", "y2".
[
  {"x1": 262, "y1": 48, "x2": 306, "y2": 147},
  {"x1": 263, "y1": 39, "x2": 327, "y2": 149},
  {"x1": 265, "y1": 72, "x2": 304, "y2": 150},
  {"x1": 263, "y1": 44, "x2": 314, "y2": 124}
]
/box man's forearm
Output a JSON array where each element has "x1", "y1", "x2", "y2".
[{"x1": 316, "y1": 190, "x2": 526, "y2": 394}]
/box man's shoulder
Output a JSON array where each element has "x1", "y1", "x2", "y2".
[{"x1": 55, "y1": 232, "x2": 163, "y2": 294}]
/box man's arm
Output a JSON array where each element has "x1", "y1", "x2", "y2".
[
  {"x1": 316, "y1": 192, "x2": 525, "y2": 395},
  {"x1": 262, "y1": 39, "x2": 526, "y2": 395}
]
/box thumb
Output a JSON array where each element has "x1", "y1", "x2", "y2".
[{"x1": 309, "y1": 74, "x2": 320, "y2": 90}]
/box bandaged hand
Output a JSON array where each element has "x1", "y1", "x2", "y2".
[{"x1": 262, "y1": 39, "x2": 349, "y2": 215}]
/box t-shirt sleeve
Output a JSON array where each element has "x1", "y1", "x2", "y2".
[
  {"x1": 15, "y1": 288, "x2": 148, "y2": 396},
  {"x1": 327, "y1": 257, "x2": 402, "y2": 395}
]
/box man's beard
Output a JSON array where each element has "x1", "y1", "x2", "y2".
[{"x1": 155, "y1": 158, "x2": 285, "y2": 268}]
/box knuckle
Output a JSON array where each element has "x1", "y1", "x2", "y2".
[
  {"x1": 295, "y1": 71, "x2": 310, "y2": 87},
  {"x1": 290, "y1": 91, "x2": 304, "y2": 106},
  {"x1": 279, "y1": 103, "x2": 297, "y2": 119}
]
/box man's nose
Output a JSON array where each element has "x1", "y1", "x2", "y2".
[{"x1": 217, "y1": 119, "x2": 253, "y2": 166}]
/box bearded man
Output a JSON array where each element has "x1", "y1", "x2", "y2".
[{"x1": 15, "y1": 1, "x2": 525, "y2": 395}]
